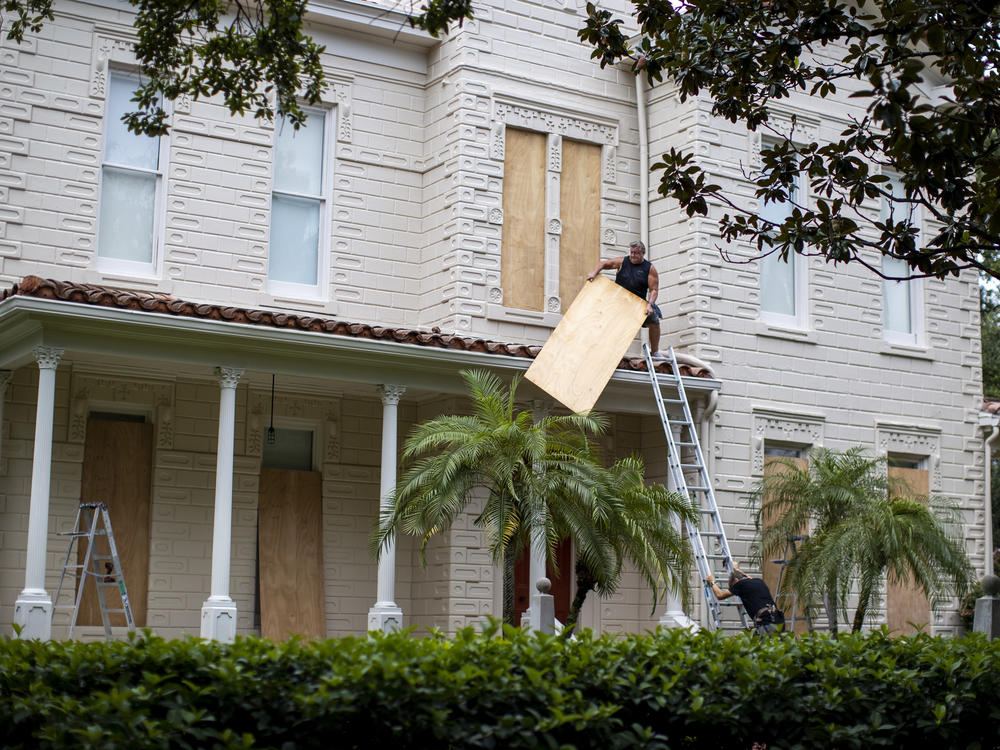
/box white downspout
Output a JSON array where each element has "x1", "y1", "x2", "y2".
[
  {"x1": 986, "y1": 422, "x2": 999, "y2": 577},
  {"x1": 637, "y1": 73, "x2": 650, "y2": 249}
]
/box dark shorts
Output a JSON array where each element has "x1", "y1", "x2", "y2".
[{"x1": 642, "y1": 303, "x2": 663, "y2": 328}]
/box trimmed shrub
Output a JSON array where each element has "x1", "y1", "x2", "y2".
[{"x1": 1, "y1": 625, "x2": 998, "y2": 749}]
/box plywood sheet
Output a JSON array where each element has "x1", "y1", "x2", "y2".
[
  {"x1": 886, "y1": 466, "x2": 931, "y2": 634},
  {"x1": 762, "y1": 456, "x2": 810, "y2": 634},
  {"x1": 500, "y1": 128, "x2": 546, "y2": 311},
  {"x1": 78, "y1": 418, "x2": 152, "y2": 627},
  {"x1": 559, "y1": 140, "x2": 601, "y2": 311},
  {"x1": 258, "y1": 468, "x2": 326, "y2": 640},
  {"x1": 525, "y1": 274, "x2": 646, "y2": 413}
]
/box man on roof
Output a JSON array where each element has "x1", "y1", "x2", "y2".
[{"x1": 586, "y1": 240, "x2": 665, "y2": 359}]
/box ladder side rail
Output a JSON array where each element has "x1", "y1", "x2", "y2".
[
  {"x1": 53, "y1": 504, "x2": 86, "y2": 620},
  {"x1": 663, "y1": 346, "x2": 749, "y2": 629},
  {"x1": 643, "y1": 344, "x2": 723, "y2": 628},
  {"x1": 68, "y1": 506, "x2": 100, "y2": 639},
  {"x1": 100, "y1": 505, "x2": 136, "y2": 631}
]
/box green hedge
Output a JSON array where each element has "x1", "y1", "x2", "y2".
[{"x1": 1, "y1": 625, "x2": 998, "y2": 749}]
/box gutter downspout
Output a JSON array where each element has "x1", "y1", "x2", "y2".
[
  {"x1": 986, "y1": 422, "x2": 999, "y2": 577},
  {"x1": 637, "y1": 73, "x2": 650, "y2": 250}
]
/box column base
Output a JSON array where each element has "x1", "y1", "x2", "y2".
[
  {"x1": 659, "y1": 608, "x2": 701, "y2": 631},
  {"x1": 200, "y1": 596, "x2": 237, "y2": 642},
  {"x1": 13, "y1": 589, "x2": 52, "y2": 640},
  {"x1": 368, "y1": 602, "x2": 403, "y2": 633}
]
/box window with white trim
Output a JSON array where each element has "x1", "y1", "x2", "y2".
[
  {"x1": 759, "y1": 173, "x2": 808, "y2": 329},
  {"x1": 97, "y1": 72, "x2": 168, "y2": 275},
  {"x1": 881, "y1": 176, "x2": 923, "y2": 346},
  {"x1": 268, "y1": 109, "x2": 332, "y2": 296}
]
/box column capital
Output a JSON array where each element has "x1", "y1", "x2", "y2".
[
  {"x1": 0, "y1": 370, "x2": 12, "y2": 391},
  {"x1": 377, "y1": 384, "x2": 406, "y2": 405},
  {"x1": 215, "y1": 367, "x2": 244, "y2": 389},
  {"x1": 32, "y1": 346, "x2": 63, "y2": 371}
]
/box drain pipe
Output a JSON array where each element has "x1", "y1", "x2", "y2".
[
  {"x1": 636, "y1": 72, "x2": 650, "y2": 249},
  {"x1": 986, "y1": 421, "x2": 999, "y2": 577}
]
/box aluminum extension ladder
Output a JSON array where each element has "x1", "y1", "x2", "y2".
[
  {"x1": 54, "y1": 501, "x2": 136, "y2": 639},
  {"x1": 643, "y1": 344, "x2": 749, "y2": 630}
]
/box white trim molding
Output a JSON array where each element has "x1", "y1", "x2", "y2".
[
  {"x1": 750, "y1": 407, "x2": 826, "y2": 475},
  {"x1": 875, "y1": 421, "x2": 942, "y2": 491}
]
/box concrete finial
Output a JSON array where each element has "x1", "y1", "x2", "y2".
[
  {"x1": 536, "y1": 577, "x2": 551, "y2": 594},
  {"x1": 983, "y1": 574, "x2": 1000, "y2": 597}
]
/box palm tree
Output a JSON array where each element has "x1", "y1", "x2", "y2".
[
  {"x1": 751, "y1": 447, "x2": 972, "y2": 634},
  {"x1": 371, "y1": 369, "x2": 696, "y2": 628}
]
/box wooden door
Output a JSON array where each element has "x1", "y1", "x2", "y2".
[
  {"x1": 78, "y1": 417, "x2": 153, "y2": 627},
  {"x1": 257, "y1": 468, "x2": 325, "y2": 640},
  {"x1": 514, "y1": 538, "x2": 572, "y2": 625},
  {"x1": 762, "y1": 455, "x2": 810, "y2": 634},
  {"x1": 885, "y1": 466, "x2": 931, "y2": 634}
]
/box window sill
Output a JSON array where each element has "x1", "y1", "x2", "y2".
[
  {"x1": 755, "y1": 320, "x2": 816, "y2": 344},
  {"x1": 486, "y1": 303, "x2": 561, "y2": 328},
  {"x1": 879, "y1": 341, "x2": 933, "y2": 361},
  {"x1": 96, "y1": 263, "x2": 163, "y2": 289}
]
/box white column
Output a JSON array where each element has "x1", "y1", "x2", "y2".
[
  {"x1": 522, "y1": 400, "x2": 550, "y2": 627},
  {"x1": 201, "y1": 366, "x2": 243, "y2": 642},
  {"x1": 660, "y1": 424, "x2": 699, "y2": 630},
  {"x1": 13, "y1": 347, "x2": 63, "y2": 640},
  {"x1": 369, "y1": 384, "x2": 405, "y2": 632}
]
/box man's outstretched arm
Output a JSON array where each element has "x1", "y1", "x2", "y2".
[{"x1": 587, "y1": 257, "x2": 623, "y2": 281}]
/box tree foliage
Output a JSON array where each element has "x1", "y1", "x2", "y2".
[
  {"x1": 752, "y1": 447, "x2": 973, "y2": 633},
  {"x1": 371, "y1": 369, "x2": 695, "y2": 628},
  {"x1": 578, "y1": 0, "x2": 1000, "y2": 282}
]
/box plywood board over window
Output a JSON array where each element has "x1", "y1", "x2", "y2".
[
  {"x1": 886, "y1": 465, "x2": 931, "y2": 634},
  {"x1": 559, "y1": 139, "x2": 601, "y2": 310},
  {"x1": 78, "y1": 416, "x2": 153, "y2": 627},
  {"x1": 762, "y1": 454, "x2": 810, "y2": 635},
  {"x1": 258, "y1": 468, "x2": 325, "y2": 640},
  {"x1": 500, "y1": 128, "x2": 546, "y2": 311}
]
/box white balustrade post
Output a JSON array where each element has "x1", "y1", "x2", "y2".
[
  {"x1": 369, "y1": 384, "x2": 405, "y2": 632},
  {"x1": 13, "y1": 347, "x2": 63, "y2": 640},
  {"x1": 201, "y1": 367, "x2": 243, "y2": 642}
]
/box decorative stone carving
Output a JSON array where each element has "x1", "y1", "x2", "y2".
[
  {"x1": 491, "y1": 123, "x2": 505, "y2": 160},
  {"x1": 547, "y1": 296, "x2": 561, "y2": 313},
  {"x1": 216, "y1": 367, "x2": 244, "y2": 390},
  {"x1": 604, "y1": 145, "x2": 616, "y2": 184},
  {"x1": 875, "y1": 422, "x2": 942, "y2": 490},
  {"x1": 331, "y1": 79, "x2": 353, "y2": 144},
  {"x1": 247, "y1": 389, "x2": 341, "y2": 462},
  {"x1": 488, "y1": 286, "x2": 503, "y2": 303},
  {"x1": 602, "y1": 228, "x2": 616, "y2": 245},
  {"x1": 91, "y1": 33, "x2": 137, "y2": 98},
  {"x1": 751, "y1": 408, "x2": 825, "y2": 475},
  {"x1": 547, "y1": 218, "x2": 561, "y2": 234},
  {"x1": 494, "y1": 101, "x2": 617, "y2": 146},
  {"x1": 548, "y1": 134, "x2": 562, "y2": 172},
  {"x1": 378, "y1": 384, "x2": 406, "y2": 405},
  {"x1": 33, "y1": 346, "x2": 63, "y2": 371},
  {"x1": 488, "y1": 207, "x2": 503, "y2": 225},
  {"x1": 69, "y1": 374, "x2": 175, "y2": 448}
]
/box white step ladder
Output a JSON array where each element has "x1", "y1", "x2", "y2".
[
  {"x1": 54, "y1": 501, "x2": 136, "y2": 640},
  {"x1": 643, "y1": 344, "x2": 748, "y2": 630}
]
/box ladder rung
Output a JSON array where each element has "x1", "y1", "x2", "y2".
[{"x1": 661, "y1": 398, "x2": 685, "y2": 405}]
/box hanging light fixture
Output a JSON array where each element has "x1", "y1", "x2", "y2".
[{"x1": 266, "y1": 374, "x2": 277, "y2": 445}]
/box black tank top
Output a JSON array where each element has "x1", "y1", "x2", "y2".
[{"x1": 615, "y1": 258, "x2": 651, "y2": 299}]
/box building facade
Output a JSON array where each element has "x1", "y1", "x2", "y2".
[{"x1": 0, "y1": 0, "x2": 989, "y2": 641}]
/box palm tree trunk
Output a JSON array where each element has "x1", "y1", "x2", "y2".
[
  {"x1": 852, "y1": 582, "x2": 873, "y2": 633},
  {"x1": 562, "y1": 558, "x2": 597, "y2": 637},
  {"x1": 503, "y1": 549, "x2": 516, "y2": 626},
  {"x1": 825, "y1": 582, "x2": 839, "y2": 635}
]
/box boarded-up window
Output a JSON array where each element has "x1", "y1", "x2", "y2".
[
  {"x1": 559, "y1": 139, "x2": 601, "y2": 309},
  {"x1": 78, "y1": 415, "x2": 153, "y2": 627},
  {"x1": 501, "y1": 128, "x2": 546, "y2": 311},
  {"x1": 762, "y1": 452, "x2": 810, "y2": 634},
  {"x1": 885, "y1": 463, "x2": 931, "y2": 634}
]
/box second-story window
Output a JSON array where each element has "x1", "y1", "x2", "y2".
[
  {"x1": 881, "y1": 176, "x2": 923, "y2": 346},
  {"x1": 97, "y1": 72, "x2": 167, "y2": 275},
  {"x1": 269, "y1": 109, "x2": 330, "y2": 295},
  {"x1": 758, "y1": 175, "x2": 807, "y2": 329}
]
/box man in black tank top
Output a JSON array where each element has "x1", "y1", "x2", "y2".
[
  {"x1": 586, "y1": 240, "x2": 665, "y2": 358},
  {"x1": 707, "y1": 565, "x2": 784, "y2": 635}
]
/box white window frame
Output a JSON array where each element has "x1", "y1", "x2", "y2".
[
  {"x1": 95, "y1": 70, "x2": 169, "y2": 278},
  {"x1": 880, "y1": 175, "x2": 924, "y2": 347},
  {"x1": 266, "y1": 106, "x2": 334, "y2": 300},
  {"x1": 759, "y1": 169, "x2": 809, "y2": 331}
]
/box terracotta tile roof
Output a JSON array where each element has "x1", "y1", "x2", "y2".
[{"x1": 1, "y1": 276, "x2": 713, "y2": 378}]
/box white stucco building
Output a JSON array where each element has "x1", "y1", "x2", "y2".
[{"x1": 0, "y1": 0, "x2": 990, "y2": 641}]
